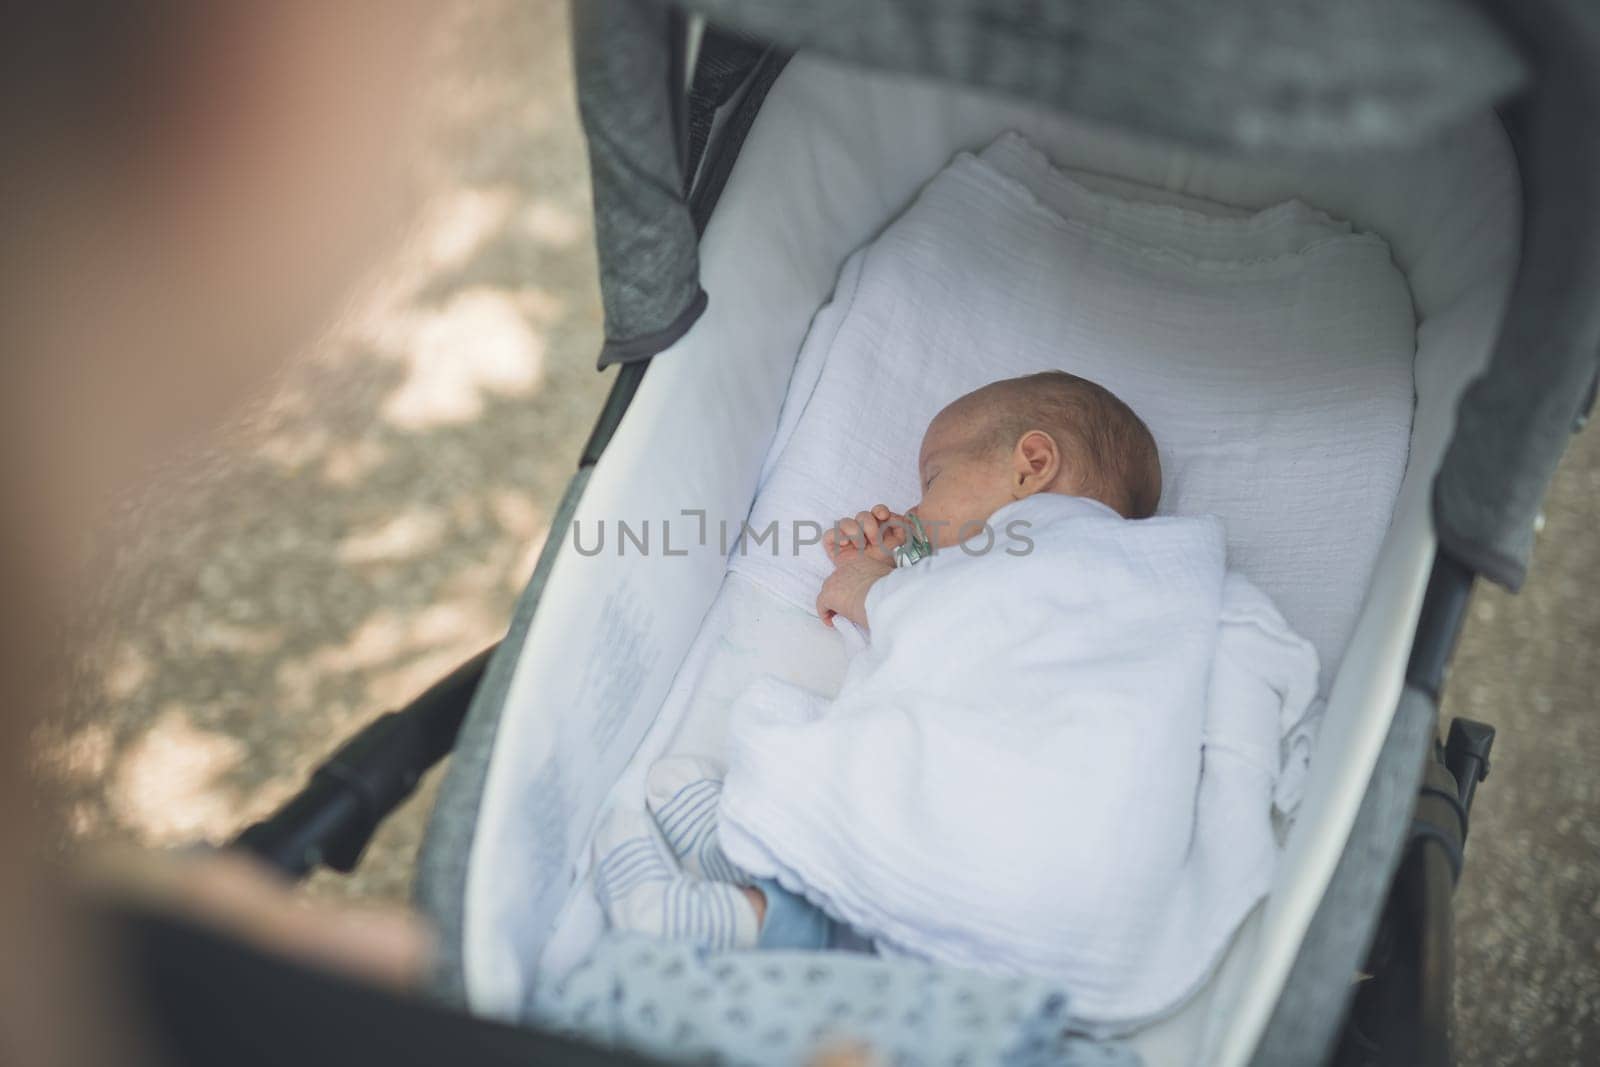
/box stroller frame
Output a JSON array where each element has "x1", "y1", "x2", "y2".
[{"x1": 236, "y1": 2, "x2": 1600, "y2": 1064}]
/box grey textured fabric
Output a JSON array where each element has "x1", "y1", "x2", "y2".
[
  {"x1": 528, "y1": 933, "x2": 1140, "y2": 1067},
  {"x1": 683, "y1": 28, "x2": 767, "y2": 188},
  {"x1": 578, "y1": 0, "x2": 1526, "y2": 365},
  {"x1": 686, "y1": 48, "x2": 787, "y2": 236},
  {"x1": 414, "y1": 467, "x2": 594, "y2": 1006},
  {"x1": 681, "y1": 0, "x2": 1523, "y2": 153},
  {"x1": 1248, "y1": 686, "x2": 1438, "y2": 1066},
  {"x1": 574, "y1": 0, "x2": 706, "y2": 367},
  {"x1": 1432, "y1": 0, "x2": 1600, "y2": 591}
]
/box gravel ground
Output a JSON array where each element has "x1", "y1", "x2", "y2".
[
  {"x1": 43, "y1": 3, "x2": 1599, "y2": 1063},
  {"x1": 1452, "y1": 419, "x2": 1600, "y2": 1067}
]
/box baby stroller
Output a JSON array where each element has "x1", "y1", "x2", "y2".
[{"x1": 234, "y1": 1, "x2": 1600, "y2": 1064}]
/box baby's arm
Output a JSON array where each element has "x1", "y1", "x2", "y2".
[{"x1": 816, "y1": 555, "x2": 892, "y2": 629}]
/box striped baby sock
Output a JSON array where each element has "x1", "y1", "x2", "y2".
[
  {"x1": 591, "y1": 807, "x2": 758, "y2": 951},
  {"x1": 645, "y1": 755, "x2": 745, "y2": 885}
]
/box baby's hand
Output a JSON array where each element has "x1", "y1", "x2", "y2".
[
  {"x1": 816, "y1": 556, "x2": 893, "y2": 629},
  {"x1": 823, "y1": 504, "x2": 910, "y2": 566}
]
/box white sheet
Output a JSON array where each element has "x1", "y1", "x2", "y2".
[
  {"x1": 984, "y1": 133, "x2": 1351, "y2": 259},
  {"x1": 719, "y1": 494, "x2": 1318, "y2": 1030},
  {"x1": 731, "y1": 132, "x2": 1415, "y2": 690}
]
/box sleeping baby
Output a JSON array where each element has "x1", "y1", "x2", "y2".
[
  {"x1": 592, "y1": 371, "x2": 1316, "y2": 1025},
  {"x1": 814, "y1": 369, "x2": 1161, "y2": 630}
]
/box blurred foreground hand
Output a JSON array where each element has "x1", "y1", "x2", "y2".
[
  {"x1": 85, "y1": 848, "x2": 434, "y2": 991},
  {"x1": 0, "y1": 2, "x2": 440, "y2": 1064}
]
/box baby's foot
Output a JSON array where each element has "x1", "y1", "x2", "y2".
[
  {"x1": 645, "y1": 755, "x2": 744, "y2": 884},
  {"x1": 591, "y1": 808, "x2": 758, "y2": 950}
]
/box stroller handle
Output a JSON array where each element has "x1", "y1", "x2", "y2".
[{"x1": 232, "y1": 645, "x2": 495, "y2": 878}]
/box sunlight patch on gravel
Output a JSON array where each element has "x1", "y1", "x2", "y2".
[
  {"x1": 423, "y1": 187, "x2": 517, "y2": 272},
  {"x1": 338, "y1": 507, "x2": 451, "y2": 564},
  {"x1": 107, "y1": 709, "x2": 250, "y2": 846},
  {"x1": 375, "y1": 289, "x2": 547, "y2": 429},
  {"x1": 521, "y1": 197, "x2": 586, "y2": 248}
]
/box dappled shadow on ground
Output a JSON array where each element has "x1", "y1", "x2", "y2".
[{"x1": 38, "y1": 0, "x2": 609, "y2": 902}]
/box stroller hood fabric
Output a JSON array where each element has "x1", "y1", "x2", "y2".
[
  {"x1": 572, "y1": 0, "x2": 1600, "y2": 592},
  {"x1": 577, "y1": 0, "x2": 1521, "y2": 367}
]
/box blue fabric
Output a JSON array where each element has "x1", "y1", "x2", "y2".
[
  {"x1": 754, "y1": 878, "x2": 836, "y2": 951},
  {"x1": 528, "y1": 933, "x2": 1140, "y2": 1067}
]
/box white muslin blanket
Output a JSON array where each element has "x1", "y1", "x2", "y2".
[
  {"x1": 728, "y1": 131, "x2": 1415, "y2": 690},
  {"x1": 719, "y1": 494, "x2": 1319, "y2": 1030}
]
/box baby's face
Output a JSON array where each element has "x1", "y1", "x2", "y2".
[{"x1": 909, "y1": 411, "x2": 1020, "y2": 549}]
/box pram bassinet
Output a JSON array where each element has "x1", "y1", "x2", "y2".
[{"x1": 235, "y1": 2, "x2": 1600, "y2": 1064}]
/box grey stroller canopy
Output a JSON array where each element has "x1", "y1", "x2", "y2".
[{"x1": 576, "y1": 0, "x2": 1597, "y2": 594}]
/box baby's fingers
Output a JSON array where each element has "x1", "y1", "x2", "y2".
[
  {"x1": 879, "y1": 511, "x2": 909, "y2": 545},
  {"x1": 853, "y1": 510, "x2": 882, "y2": 547},
  {"x1": 814, "y1": 587, "x2": 838, "y2": 627}
]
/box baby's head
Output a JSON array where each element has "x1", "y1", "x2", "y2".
[{"x1": 911, "y1": 371, "x2": 1161, "y2": 547}]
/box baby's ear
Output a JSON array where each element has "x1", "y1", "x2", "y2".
[{"x1": 1012, "y1": 430, "x2": 1061, "y2": 496}]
